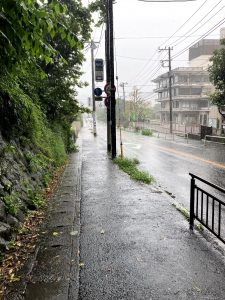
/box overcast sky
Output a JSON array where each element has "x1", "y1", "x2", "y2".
[{"x1": 78, "y1": 0, "x2": 225, "y2": 107}]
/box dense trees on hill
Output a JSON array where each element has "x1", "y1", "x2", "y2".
[
  {"x1": 209, "y1": 39, "x2": 225, "y2": 119},
  {"x1": 0, "y1": 0, "x2": 93, "y2": 163}
]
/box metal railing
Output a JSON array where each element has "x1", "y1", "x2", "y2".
[{"x1": 189, "y1": 173, "x2": 225, "y2": 244}]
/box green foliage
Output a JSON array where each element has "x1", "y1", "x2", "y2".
[
  {"x1": 0, "y1": 0, "x2": 93, "y2": 141},
  {"x1": 42, "y1": 171, "x2": 52, "y2": 187},
  {"x1": 141, "y1": 128, "x2": 153, "y2": 136},
  {"x1": 2, "y1": 144, "x2": 16, "y2": 155},
  {"x1": 27, "y1": 188, "x2": 44, "y2": 209},
  {"x1": 1, "y1": 193, "x2": 20, "y2": 215},
  {"x1": 209, "y1": 39, "x2": 225, "y2": 112},
  {"x1": 172, "y1": 203, "x2": 190, "y2": 221},
  {"x1": 89, "y1": 0, "x2": 107, "y2": 25},
  {"x1": 0, "y1": 0, "x2": 82, "y2": 73},
  {"x1": 27, "y1": 153, "x2": 53, "y2": 172},
  {"x1": 0, "y1": 0, "x2": 100, "y2": 200},
  {"x1": 113, "y1": 157, "x2": 154, "y2": 184}
]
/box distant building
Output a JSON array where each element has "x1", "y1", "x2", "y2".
[
  {"x1": 153, "y1": 67, "x2": 212, "y2": 126},
  {"x1": 152, "y1": 30, "x2": 224, "y2": 131}
]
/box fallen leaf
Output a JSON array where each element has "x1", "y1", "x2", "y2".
[
  {"x1": 70, "y1": 231, "x2": 78, "y2": 236},
  {"x1": 8, "y1": 269, "x2": 13, "y2": 275},
  {"x1": 194, "y1": 286, "x2": 202, "y2": 293},
  {"x1": 53, "y1": 232, "x2": 59, "y2": 236}
]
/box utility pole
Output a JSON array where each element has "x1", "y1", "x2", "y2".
[
  {"x1": 159, "y1": 46, "x2": 173, "y2": 134},
  {"x1": 108, "y1": 0, "x2": 116, "y2": 159},
  {"x1": 105, "y1": 1, "x2": 111, "y2": 152},
  {"x1": 91, "y1": 40, "x2": 97, "y2": 136},
  {"x1": 120, "y1": 82, "x2": 127, "y2": 114}
]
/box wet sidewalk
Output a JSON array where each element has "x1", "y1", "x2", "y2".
[
  {"x1": 23, "y1": 140, "x2": 82, "y2": 300},
  {"x1": 12, "y1": 126, "x2": 225, "y2": 299},
  {"x1": 79, "y1": 127, "x2": 225, "y2": 300}
]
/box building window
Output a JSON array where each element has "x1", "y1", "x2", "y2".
[
  {"x1": 174, "y1": 75, "x2": 178, "y2": 83},
  {"x1": 178, "y1": 75, "x2": 188, "y2": 83},
  {"x1": 179, "y1": 87, "x2": 202, "y2": 95},
  {"x1": 173, "y1": 101, "x2": 179, "y2": 108},
  {"x1": 199, "y1": 100, "x2": 208, "y2": 108},
  {"x1": 189, "y1": 75, "x2": 202, "y2": 83}
]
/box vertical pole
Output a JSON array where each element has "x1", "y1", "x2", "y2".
[
  {"x1": 105, "y1": 10, "x2": 111, "y2": 152},
  {"x1": 168, "y1": 46, "x2": 173, "y2": 135},
  {"x1": 190, "y1": 176, "x2": 195, "y2": 230},
  {"x1": 122, "y1": 83, "x2": 126, "y2": 114},
  {"x1": 91, "y1": 40, "x2": 97, "y2": 136},
  {"x1": 109, "y1": 0, "x2": 116, "y2": 159}
]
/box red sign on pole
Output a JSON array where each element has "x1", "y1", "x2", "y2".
[
  {"x1": 104, "y1": 97, "x2": 110, "y2": 108},
  {"x1": 104, "y1": 83, "x2": 116, "y2": 96}
]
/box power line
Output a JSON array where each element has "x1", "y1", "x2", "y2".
[
  {"x1": 173, "y1": 1, "x2": 224, "y2": 47},
  {"x1": 116, "y1": 54, "x2": 214, "y2": 62},
  {"x1": 128, "y1": 50, "x2": 163, "y2": 83},
  {"x1": 127, "y1": 0, "x2": 208, "y2": 86},
  {"x1": 115, "y1": 33, "x2": 218, "y2": 40},
  {"x1": 159, "y1": 0, "x2": 209, "y2": 47},
  {"x1": 82, "y1": 25, "x2": 105, "y2": 74},
  {"x1": 129, "y1": 51, "x2": 167, "y2": 85},
  {"x1": 172, "y1": 17, "x2": 225, "y2": 59},
  {"x1": 95, "y1": 23, "x2": 105, "y2": 58},
  {"x1": 141, "y1": 3, "x2": 224, "y2": 90}
]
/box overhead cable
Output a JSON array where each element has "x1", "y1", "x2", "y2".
[
  {"x1": 172, "y1": 17, "x2": 225, "y2": 59},
  {"x1": 159, "y1": 0, "x2": 209, "y2": 47},
  {"x1": 173, "y1": 1, "x2": 224, "y2": 47}
]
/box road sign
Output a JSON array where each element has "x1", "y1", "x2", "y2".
[
  {"x1": 95, "y1": 96, "x2": 103, "y2": 101},
  {"x1": 95, "y1": 59, "x2": 104, "y2": 82},
  {"x1": 104, "y1": 83, "x2": 110, "y2": 94},
  {"x1": 104, "y1": 97, "x2": 110, "y2": 108},
  {"x1": 104, "y1": 83, "x2": 116, "y2": 96},
  {"x1": 94, "y1": 87, "x2": 102, "y2": 96}
]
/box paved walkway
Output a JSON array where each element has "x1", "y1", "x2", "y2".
[
  {"x1": 24, "y1": 140, "x2": 82, "y2": 300},
  {"x1": 79, "y1": 128, "x2": 225, "y2": 300},
  {"x1": 11, "y1": 126, "x2": 225, "y2": 299}
]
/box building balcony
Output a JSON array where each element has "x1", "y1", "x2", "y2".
[
  {"x1": 159, "y1": 107, "x2": 210, "y2": 112},
  {"x1": 157, "y1": 94, "x2": 210, "y2": 101},
  {"x1": 154, "y1": 82, "x2": 212, "y2": 93}
]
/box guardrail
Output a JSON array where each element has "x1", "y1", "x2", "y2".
[
  {"x1": 189, "y1": 173, "x2": 225, "y2": 244},
  {"x1": 204, "y1": 135, "x2": 225, "y2": 146}
]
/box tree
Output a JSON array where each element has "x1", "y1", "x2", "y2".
[
  {"x1": 208, "y1": 39, "x2": 225, "y2": 122},
  {"x1": 128, "y1": 87, "x2": 153, "y2": 122},
  {"x1": 36, "y1": 0, "x2": 92, "y2": 123},
  {"x1": 0, "y1": 0, "x2": 92, "y2": 141}
]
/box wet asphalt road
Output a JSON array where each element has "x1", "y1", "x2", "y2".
[
  {"x1": 96, "y1": 122, "x2": 225, "y2": 209},
  {"x1": 79, "y1": 125, "x2": 225, "y2": 300}
]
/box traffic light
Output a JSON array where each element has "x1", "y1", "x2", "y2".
[{"x1": 95, "y1": 59, "x2": 104, "y2": 82}]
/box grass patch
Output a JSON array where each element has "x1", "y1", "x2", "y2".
[
  {"x1": 172, "y1": 202, "x2": 204, "y2": 232},
  {"x1": 141, "y1": 128, "x2": 153, "y2": 136},
  {"x1": 172, "y1": 203, "x2": 190, "y2": 221},
  {"x1": 113, "y1": 157, "x2": 154, "y2": 184}
]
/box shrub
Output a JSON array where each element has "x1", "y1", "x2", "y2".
[
  {"x1": 113, "y1": 157, "x2": 154, "y2": 184},
  {"x1": 141, "y1": 128, "x2": 153, "y2": 136}
]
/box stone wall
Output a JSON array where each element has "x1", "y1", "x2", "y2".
[{"x1": 0, "y1": 133, "x2": 52, "y2": 251}]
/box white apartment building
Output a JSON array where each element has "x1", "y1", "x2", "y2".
[{"x1": 153, "y1": 31, "x2": 224, "y2": 130}]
